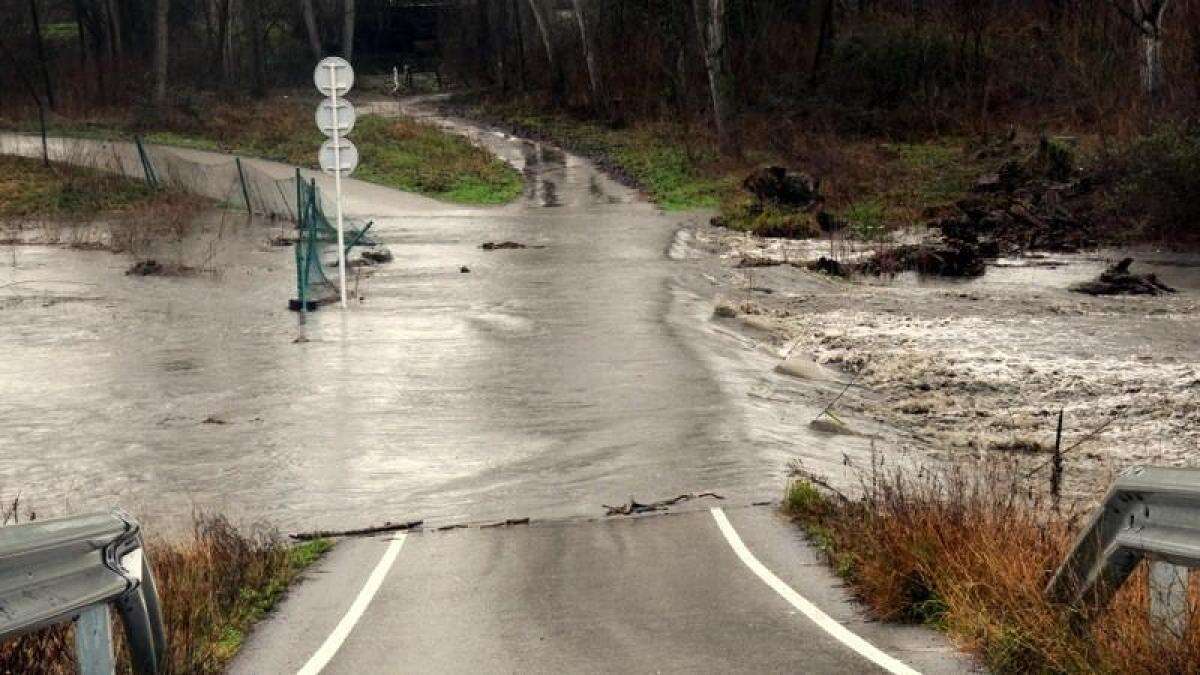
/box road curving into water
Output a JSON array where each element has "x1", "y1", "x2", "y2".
[{"x1": 0, "y1": 105, "x2": 978, "y2": 673}]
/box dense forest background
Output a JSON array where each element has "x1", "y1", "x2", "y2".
[
  {"x1": 1, "y1": 0, "x2": 1198, "y2": 240},
  {"x1": 2, "y1": 1, "x2": 1196, "y2": 135}
]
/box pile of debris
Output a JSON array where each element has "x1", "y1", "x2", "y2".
[
  {"x1": 931, "y1": 136, "x2": 1101, "y2": 255},
  {"x1": 1070, "y1": 258, "x2": 1176, "y2": 296},
  {"x1": 844, "y1": 135, "x2": 1100, "y2": 279}
]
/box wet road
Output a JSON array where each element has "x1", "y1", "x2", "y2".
[
  {"x1": 0, "y1": 113, "x2": 975, "y2": 673},
  {"x1": 232, "y1": 507, "x2": 971, "y2": 674},
  {"x1": 0, "y1": 116, "x2": 881, "y2": 532}
]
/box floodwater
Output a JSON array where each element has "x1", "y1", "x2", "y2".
[{"x1": 0, "y1": 115, "x2": 864, "y2": 533}]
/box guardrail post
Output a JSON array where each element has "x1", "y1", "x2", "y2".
[
  {"x1": 1149, "y1": 560, "x2": 1190, "y2": 640},
  {"x1": 75, "y1": 605, "x2": 115, "y2": 675}
]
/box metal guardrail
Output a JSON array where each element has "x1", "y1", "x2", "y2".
[
  {"x1": 1046, "y1": 465, "x2": 1200, "y2": 638},
  {"x1": 0, "y1": 510, "x2": 167, "y2": 673}
]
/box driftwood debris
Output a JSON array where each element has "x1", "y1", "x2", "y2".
[
  {"x1": 603, "y1": 492, "x2": 724, "y2": 516},
  {"x1": 1069, "y1": 258, "x2": 1177, "y2": 296},
  {"x1": 481, "y1": 241, "x2": 542, "y2": 251},
  {"x1": 290, "y1": 519, "x2": 424, "y2": 541}
]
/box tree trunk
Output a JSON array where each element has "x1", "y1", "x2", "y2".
[
  {"x1": 221, "y1": 0, "x2": 236, "y2": 84},
  {"x1": 525, "y1": 0, "x2": 563, "y2": 102},
  {"x1": 302, "y1": 0, "x2": 323, "y2": 60},
  {"x1": 249, "y1": 0, "x2": 266, "y2": 96},
  {"x1": 107, "y1": 0, "x2": 123, "y2": 59},
  {"x1": 342, "y1": 0, "x2": 355, "y2": 60},
  {"x1": 0, "y1": 36, "x2": 49, "y2": 165},
  {"x1": 513, "y1": 0, "x2": 527, "y2": 92},
  {"x1": 1142, "y1": 31, "x2": 1163, "y2": 97},
  {"x1": 153, "y1": 0, "x2": 169, "y2": 106},
  {"x1": 27, "y1": 0, "x2": 55, "y2": 110},
  {"x1": 72, "y1": 0, "x2": 88, "y2": 72},
  {"x1": 1110, "y1": 0, "x2": 1171, "y2": 99},
  {"x1": 692, "y1": 0, "x2": 738, "y2": 157},
  {"x1": 808, "y1": 0, "x2": 836, "y2": 86},
  {"x1": 571, "y1": 0, "x2": 605, "y2": 114}
]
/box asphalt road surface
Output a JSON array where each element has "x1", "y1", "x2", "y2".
[
  {"x1": 232, "y1": 506, "x2": 973, "y2": 674},
  {"x1": 1, "y1": 107, "x2": 976, "y2": 673}
]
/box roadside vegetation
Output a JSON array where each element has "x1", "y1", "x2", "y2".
[
  {"x1": 784, "y1": 466, "x2": 1200, "y2": 673},
  {"x1": 0, "y1": 510, "x2": 330, "y2": 674},
  {"x1": 0, "y1": 155, "x2": 198, "y2": 220},
  {"x1": 0, "y1": 97, "x2": 522, "y2": 206},
  {"x1": 461, "y1": 97, "x2": 988, "y2": 228},
  {"x1": 441, "y1": 2, "x2": 1200, "y2": 246}
]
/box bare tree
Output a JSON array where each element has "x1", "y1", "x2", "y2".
[
  {"x1": 302, "y1": 0, "x2": 323, "y2": 60},
  {"x1": 27, "y1": 0, "x2": 55, "y2": 110},
  {"x1": 106, "y1": 0, "x2": 122, "y2": 59},
  {"x1": 342, "y1": 0, "x2": 355, "y2": 60},
  {"x1": 153, "y1": 0, "x2": 169, "y2": 106},
  {"x1": 224, "y1": 0, "x2": 237, "y2": 83},
  {"x1": 525, "y1": 0, "x2": 563, "y2": 101},
  {"x1": 571, "y1": 0, "x2": 605, "y2": 114},
  {"x1": 692, "y1": 0, "x2": 739, "y2": 156},
  {"x1": 1110, "y1": 0, "x2": 1172, "y2": 98},
  {"x1": 248, "y1": 0, "x2": 266, "y2": 96}
]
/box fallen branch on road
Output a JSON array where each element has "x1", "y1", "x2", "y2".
[
  {"x1": 603, "y1": 492, "x2": 724, "y2": 516},
  {"x1": 290, "y1": 520, "x2": 424, "y2": 541}
]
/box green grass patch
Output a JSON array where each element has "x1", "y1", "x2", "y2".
[
  {"x1": 876, "y1": 140, "x2": 979, "y2": 219},
  {"x1": 4, "y1": 96, "x2": 522, "y2": 206},
  {"x1": 351, "y1": 116, "x2": 521, "y2": 204},
  {"x1": 0, "y1": 155, "x2": 184, "y2": 218},
  {"x1": 477, "y1": 100, "x2": 731, "y2": 211},
  {"x1": 212, "y1": 538, "x2": 333, "y2": 661}
]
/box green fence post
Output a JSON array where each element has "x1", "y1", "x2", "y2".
[
  {"x1": 134, "y1": 136, "x2": 159, "y2": 189},
  {"x1": 235, "y1": 157, "x2": 253, "y2": 213}
]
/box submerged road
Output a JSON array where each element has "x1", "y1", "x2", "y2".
[{"x1": 1, "y1": 106, "x2": 972, "y2": 672}]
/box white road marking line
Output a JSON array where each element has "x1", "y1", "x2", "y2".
[
  {"x1": 710, "y1": 508, "x2": 921, "y2": 675},
  {"x1": 296, "y1": 534, "x2": 407, "y2": 675}
]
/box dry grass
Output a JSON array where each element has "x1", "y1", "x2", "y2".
[
  {"x1": 786, "y1": 462, "x2": 1200, "y2": 673},
  {"x1": 0, "y1": 513, "x2": 330, "y2": 674}
]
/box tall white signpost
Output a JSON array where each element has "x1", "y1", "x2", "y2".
[{"x1": 314, "y1": 56, "x2": 359, "y2": 309}]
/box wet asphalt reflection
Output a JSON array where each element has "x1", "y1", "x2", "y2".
[{"x1": 0, "y1": 116, "x2": 825, "y2": 531}]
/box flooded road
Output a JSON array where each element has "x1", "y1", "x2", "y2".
[{"x1": 0, "y1": 117, "x2": 835, "y2": 531}]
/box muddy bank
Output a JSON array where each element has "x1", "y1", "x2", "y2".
[{"x1": 695, "y1": 225, "x2": 1200, "y2": 497}]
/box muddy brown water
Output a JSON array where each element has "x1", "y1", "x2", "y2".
[
  {"x1": 8, "y1": 112, "x2": 1193, "y2": 533},
  {"x1": 1, "y1": 116, "x2": 883, "y2": 533}
]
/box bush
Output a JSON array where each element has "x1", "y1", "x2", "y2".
[
  {"x1": 716, "y1": 193, "x2": 820, "y2": 238},
  {"x1": 1113, "y1": 126, "x2": 1200, "y2": 241},
  {"x1": 785, "y1": 462, "x2": 1200, "y2": 673},
  {"x1": 0, "y1": 514, "x2": 330, "y2": 674}
]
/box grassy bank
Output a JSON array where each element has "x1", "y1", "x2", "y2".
[
  {"x1": 784, "y1": 467, "x2": 1200, "y2": 673},
  {"x1": 0, "y1": 514, "x2": 330, "y2": 673},
  {"x1": 457, "y1": 97, "x2": 990, "y2": 233},
  {"x1": 461, "y1": 95, "x2": 1200, "y2": 247},
  {"x1": 0, "y1": 155, "x2": 199, "y2": 220},
  {"x1": 2, "y1": 95, "x2": 522, "y2": 206}
]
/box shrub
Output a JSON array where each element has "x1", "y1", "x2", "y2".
[
  {"x1": 785, "y1": 462, "x2": 1200, "y2": 673},
  {"x1": 1112, "y1": 126, "x2": 1200, "y2": 241},
  {"x1": 0, "y1": 514, "x2": 330, "y2": 674}
]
